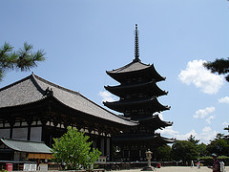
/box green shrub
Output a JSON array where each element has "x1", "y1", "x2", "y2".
[
  {"x1": 51, "y1": 126, "x2": 101, "y2": 170},
  {"x1": 200, "y1": 156, "x2": 229, "y2": 166},
  {"x1": 0, "y1": 169, "x2": 8, "y2": 172}
]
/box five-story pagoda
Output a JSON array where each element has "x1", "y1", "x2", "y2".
[{"x1": 103, "y1": 25, "x2": 173, "y2": 161}]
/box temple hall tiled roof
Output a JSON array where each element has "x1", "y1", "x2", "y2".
[
  {"x1": 0, "y1": 74, "x2": 137, "y2": 126},
  {"x1": 1, "y1": 138, "x2": 51, "y2": 153}
]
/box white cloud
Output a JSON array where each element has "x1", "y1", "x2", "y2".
[
  {"x1": 193, "y1": 107, "x2": 215, "y2": 119},
  {"x1": 99, "y1": 91, "x2": 116, "y2": 102},
  {"x1": 222, "y1": 122, "x2": 229, "y2": 127},
  {"x1": 158, "y1": 126, "x2": 197, "y2": 140},
  {"x1": 158, "y1": 126, "x2": 179, "y2": 137},
  {"x1": 158, "y1": 113, "x2": 164, "y2": 120},
  {"x1": 178, "y1": 60, "x2": 224, "y2": 94},
  {"x1": 177, "y1": 130, "x2": 198, "y2": 141},
  {"x1": 158, "y1": 126, "x2": 217, "y2": 143},
  {"x1": 206, "y1": 115, "x2": 215, "y2": 124},
  {"x1": 198, "y1": 127, "x2": 217, "y2": 143},
  {"x1": 218, "y1": 96, "x2": 229, "y2": 104}
]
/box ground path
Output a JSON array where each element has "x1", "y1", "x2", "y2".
[{"x1": 109, "y1": 166, "x2": 229, "y2": 172}]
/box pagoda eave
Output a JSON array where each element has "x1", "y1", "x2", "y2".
[
  {"x1": 106, "y1": 63, "x2": 165, "y2": 83},
  {"x1": 103, "y1": 98, "x2": 170, "y2": 114},
  {"x1": 105, "y1": 80, "x2": 167, "y2": 97},
  {"x1": 149, "y1": 64, "x2": 166, "y2": 82},
  {"x1": 139, "y1": 115, "x2": 173, "y2": 128},
  {"x1": 113, "y1": 133, "x2": 174, "y2": 144}
]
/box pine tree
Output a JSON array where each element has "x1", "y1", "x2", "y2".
[
  {"x1": 0, "y1": 42, "x2": 45, "y2": 81},
  {"x1": 203, "y1": 58, "x2": 229, "y2": 82}
]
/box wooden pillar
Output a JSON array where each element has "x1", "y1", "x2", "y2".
[
  {"x1": 106, "y1": 137, "x2": 110, "y2": 160},
  {"x1": 9, "y1": 119, "x2": 15, "y2": 139},
  {"x1": 128, "y1": 149, "x2": 131, "y2": 161},
  {"x1": 96, "y1": 136, "x2": 101, "y2": 150},
  {"x1": 109, "y1": 137, "x2": 113, "y2": 161},
  {"x1": 27, "y1": 117, "x2": 32, "y2": 141},
  {"x1": 139, "y1": 150, "x2": 142, "y2": 161},
  {"x1": 100, "y1": 137, "x2": 105, "y2": 156},
  {"x1": 10, "y1": 127, "x2": 13, "y2": 139},
  {"x1": 104, "y1": 136, "x2": 107, "y2": 155},
  {"x1": 27, "y1": 125, "x2": 31, "y2": 140}
]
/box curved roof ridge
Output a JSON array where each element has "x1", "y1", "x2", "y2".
[
  {"x1": 153, "y1": 133, "x2": 175, "y2": 142},
  {"x1": 105, "y1": 80, "x2": 158, "y2": 89},
  {"x1": 33, "y1": 74, "x2": 81, "y2": 96},
  {"x1": 33, "y1": 75, "x2": 136, "y2": 122},
  {"x1": 154, "y1": 114, "x2": 173, "y2": 125},
  {"x1": 76, "y1": 94, "x2": 137, "y2": 123},
  {"x1": 106, "y1": 60, "x2": 151, "y2": 74},
  {"x1": 140, "y1": 114, "x2": 172, "y2": 124},
  {"x1": 0, "y1": 74, "x2": 138, "y2": 126},
  {"x1": 32, "y1": 74, "x2": 138, "y2": 126},
  {"x1": 51, "y1": 95, "x2": 138, "y2": 126},
  {"x1": 104, "y1": 96, "x2": 162, "y2": 104},
  {"x1": 0, "y1": 74, "x2": 33, "y2": 92},
  {"x1": 150, "y1": 63, "x2": 166, "y2": 81},
  {"x1": 0, "y1": 73, "x2": 46, "y2": 108}
]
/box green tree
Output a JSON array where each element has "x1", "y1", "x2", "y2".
[
  {"x1": 155, "y1": 145, "x2": 172, "y2": 161},
  {"x1": 188, "y1": 135, "x2": 200, "y2": 145},
  {"x1": 197, "y1": 143, "x2": 207, "y2": 157},
  {"x1": 51, "y1": 126, "x2": 101, "y2": 170},
  {"x1": 171, "y1": 140, "x2": 199, "y2": 165},
  {"x1": 187, "y1": 135, "x2": 208, "y2": 157},
  {"x1": 206, "y1": 133, "x2": 229, "y2": 156},
  {"x1": 0, "y1": 42, "x2": 45, "y2": 81},
  {"x1": 203, "y1": 57, "x2": 229, "y2": 82}
]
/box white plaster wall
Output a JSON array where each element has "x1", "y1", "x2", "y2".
[
  {"x1": 0, "y1": 128, "x2": 10, "y2": 138},
  {"x1": 12, "y1": 128, "x2": 27, "y2": 140},
  {"x1": 30, "y1": 127, "x2": 42, "y2": 142}
]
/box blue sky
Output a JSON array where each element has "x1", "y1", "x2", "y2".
[{"x1": 1, "y1": 0, "x2": 229, "y2": 144}]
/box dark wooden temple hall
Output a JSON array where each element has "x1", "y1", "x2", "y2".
[
  {"x1": 0, "y1": 25, "x2": 173, "y2": 166},
  {"x1": 0, "y1": 73, "x2": 137, "y2": 161}
]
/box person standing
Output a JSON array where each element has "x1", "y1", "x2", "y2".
[{"x1": 208, "y1": 153, "x2": 220, "y2": 172}]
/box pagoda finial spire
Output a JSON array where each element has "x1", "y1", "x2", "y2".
[{"x1": 133, "y1": 24, "x2": 140, "y2": 62}]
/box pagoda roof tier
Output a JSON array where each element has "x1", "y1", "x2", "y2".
[
  {"x1": 113, "y1": 133, "x2": 174, "y2": 144},
  {"x1": 106, "y1": 61, "x2": 165, "y2": 83},
  {"x1": 138, "y1": 114, "x2": 173, "y2": 130},
  {"x1": 0, "y1": 74, "x2": 137, "y2": 127},
  {"x1": 103, "y1": 97, "x2": 170, "y2": 114},
  {"x1": 224, "y1": 126, "x2": 229, "y2": 131},
  {"x1": 105, "y1": 80, "x2": 168, "y2": 98}
]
